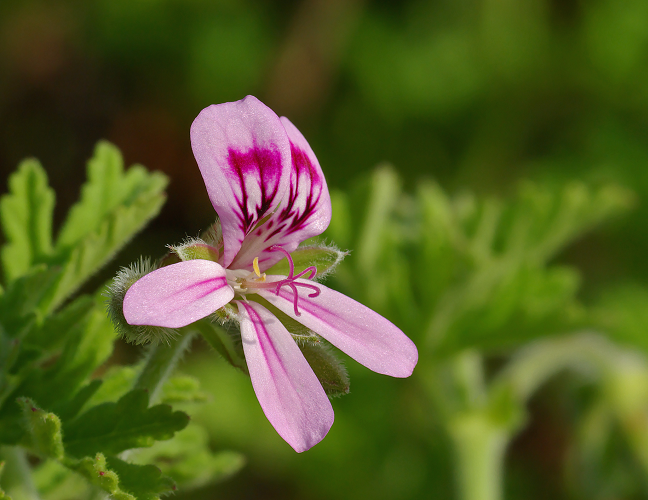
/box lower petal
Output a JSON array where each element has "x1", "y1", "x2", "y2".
[
  {"x1": 123, "y1": 260, "x2": 234, "y2": 328},
  {"x1": 258, "y1": 281, "x2": 418, "y2": 378},
  {"x1": 236, "y1": 300, "x2": 333, "y2": 452}
]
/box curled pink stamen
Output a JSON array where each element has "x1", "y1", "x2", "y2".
[{"x1": 267, "y1": 246, "x2": 320, "y2": 316}]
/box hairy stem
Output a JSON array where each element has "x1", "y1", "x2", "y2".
[{"x1": 133, "y1": 331, "x2": 195, "y2": 405}]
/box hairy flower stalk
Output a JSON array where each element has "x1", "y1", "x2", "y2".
[{"x1": 119, "y1": 96, "x2": 418, "y2": 452}]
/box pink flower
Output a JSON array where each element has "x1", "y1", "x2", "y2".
[{"x1": 123, "y1": 96, "x2": 418, "y2": 452}]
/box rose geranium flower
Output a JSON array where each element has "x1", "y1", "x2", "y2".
[{"x1": 123, "y1": 96, "x2": 418, "y2": 452}]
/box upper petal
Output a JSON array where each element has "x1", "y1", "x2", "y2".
[
  {"x1": 258, "y1": 281, "x2": 418, "y2": 378},
  {"x1": 191, "y1": 96, "x2": 292, "y2": 268},
  {"x1": 236, "y1": 300, "x2": 334, "y2": 452},
  {"x1": 123, "y1": 260, "x2": 234, "y2": 328},
  {"x1": 230, "y1": 117, "x2": 332, "y2": 271}
]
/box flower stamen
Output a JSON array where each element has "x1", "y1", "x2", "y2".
[
  {"x1": 238, "y1": 247, "x2": 321, "y2": 316},
  {"x1": 269, "y1": 246, "x2": 320, "y2": 316},
  {"x1": 252, "y1": 257, "x2": 265, "y2": 281}
]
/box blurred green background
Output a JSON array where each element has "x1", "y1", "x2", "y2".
[{"x1": 2, "y1": 0, "x2": 648, "y2": 498}]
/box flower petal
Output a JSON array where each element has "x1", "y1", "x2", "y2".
[
  {"x1": 123, "y1": 260, "x2": 234, "y2": 328},
  {"x1": 236, "y1": 300, "x2": 334, "y2": 452},
  {"x1": 191, "y1": 96, "x2": 292, "y2": 268},
  {"x1": 258, "y1": 280, "x2": 418, "y2": 377},
  {"x1": 230, "y1": 117, "x2": 332, "y2": 270}
]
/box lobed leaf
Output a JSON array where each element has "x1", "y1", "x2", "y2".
[
  {"x1": 56, "y1": 141, "x2": 167, "y2": 252},
  {"x1": 63, "y1": 389, "x2": 189, "y2": 458},
  {"x1": 18, "y1": 398, "x2": 64, "y2": 460},
  {"x1": 134, "y1": 424, "x2": 244, "y2": 491},
  {"x1": 105, "y1": 456, "x2": 176, "y2": 500},
  {"x1": 160, "y1": 375, "x2": 207, "y2": 404},
  {"x1": 41, "y1": 181, "x2": 168, "y2": 314},
  {"x1": 0, "y1": 159, "x2": 54, "y2": 283},
  {"x1": 0, "y1": 266, "x2": 59, "y2": 339}
]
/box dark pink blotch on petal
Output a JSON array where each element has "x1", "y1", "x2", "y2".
[
  {"x1": 278, "y1": 117, "x2": 330, "y2": 237},
  {"x1": 236, "y1": 300, "x2": 334, "y2": 452},
  {"x1": 229, "y1": 117, "x2": 332, "y2": 271},
  {"x1": 123, "y1": 260, "x2": 234, "y2": 328},
  {"x1": 258, "y1": 280, "x2": 418, "y2": 378},
  {"x1": 227, "y1": 147, "x2": 283, "y2": 235},
  {"x1": 190, "y1": 96, "x2": 292, "y2": 268}
]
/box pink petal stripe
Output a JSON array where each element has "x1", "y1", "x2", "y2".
[
  {"x1": 229, "y1": 117, "x2": 332, "y2": 271},
  {"x1": 191, "y1": 96, "x2": 292, "y2": 268},
  {"x1": 258, "y1": 281, "x2": 418, "y2": 378},
  {"x1": 236, "y1": 300, "x2": 334, "y2": 452},
  {"x1": 123, "y1": 260, "x2": 234, "y2": 328}
]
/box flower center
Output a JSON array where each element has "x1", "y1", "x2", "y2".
[{"x1": 229, "y1": 246, "x2": 321, "y2": 316}]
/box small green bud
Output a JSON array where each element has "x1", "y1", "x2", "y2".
[
  {"x1": 18, "y1": 397, "x2": 64, "y2": 460},
  {"x1": 106, "y1": 258, "x2": 177, "y2": 345},
  {"x1": 68, "y1": 453, "x2": 129, "y2": 499},
  {"x1": 200, "y1": 219, "x2": 224, "y2": 249},
  {"x1": 170, "y1": 239, "x2": 220, "y2": 262}
]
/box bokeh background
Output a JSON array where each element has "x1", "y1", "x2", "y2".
[{"x1": 2, "y1": 0, "x2": 648, "y2": 498}]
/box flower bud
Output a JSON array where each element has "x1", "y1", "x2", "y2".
[{"x1": 170, "y1": 239, "x2": 219, "y2": 263}]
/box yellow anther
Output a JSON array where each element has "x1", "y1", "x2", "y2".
[{"x1": 253, "y1": 257, "x2": 262, "y2": 278}]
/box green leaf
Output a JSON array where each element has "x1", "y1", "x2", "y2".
[
  {"x1": 32, "y1": 459, "x2": 90, "y2": 500},
  {"x1": 0, "y1": 265, "x2": 59, "y2": 339},
  {"x1": 0, "y1": 294, "x2": 116, "y2": 445},
  {"x1": 42, "y1": 188, "x2": 168, "y2": 315},
  {"x1": 22, "y1": 295, "x2": 94, "y2": 354},
  {"x1": 20, "y1": 293, "x2": 115, "y2": 410},
  {"x1": 134, "y1": 424, "x2": 244, "y2": 490},
  {"x1": 66, "y1": 453, "x2": 134, "y2": 500},
  {"x1": 0, "y1": 159, "x2": 54, "y2": 282},
  {"x1": 18, "y1": 397, "x2": 64, "y2": 460},
  {"x1": 56, "y1": 141, "x2": 166, "y2": 251},
  {"x1": 26, "y1": 142, "x2": 169, "y2": 315},
  {"x1": 51, "y1": 380, "x2": 103, "y2": 422},
  {"x1": 62, "y1": 452, "x2": 176, "y2": 500},
  {"x1": 87, "y1": 368, "x2": 206, "y2": 407},
  {"x1": 160, "y1": 375, "x2": 207, "y2": 404},
  {"x1": 85, "y1": 365, "x2": 138, "y2": 408},
  {"x1": 105, "y1": 456, "x2": 176, "y2": 500},
  {"x1": 63, "y1": 389, "x2": 189, "y2": 458}
]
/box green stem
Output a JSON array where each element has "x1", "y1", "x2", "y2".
[
  {"x1": 0, "y1": 446, "x2": 41, "y2": 500},
  {"x1": 133, "y1": 331, "x2": 194, "y2": 405},
  {"x1": 449, "y1": 413, "x2": 509, "y2": 500}
]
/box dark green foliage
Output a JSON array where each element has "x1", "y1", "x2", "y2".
[
  {"x1": 133, "y1": 424, "x2": 245, "y2": 490},
  {"x1": 328, "y1": 168, "x2": 632, "y2": 356},
  {"x1": 0, "y1": 144, "x2": 229, "y2": 499},
  {"x1": 63, "y1": 390, "x2": 189, "y2": 458},
  {"x1": 0, "y1": 159, "x2": 55, "y2": 283}
]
